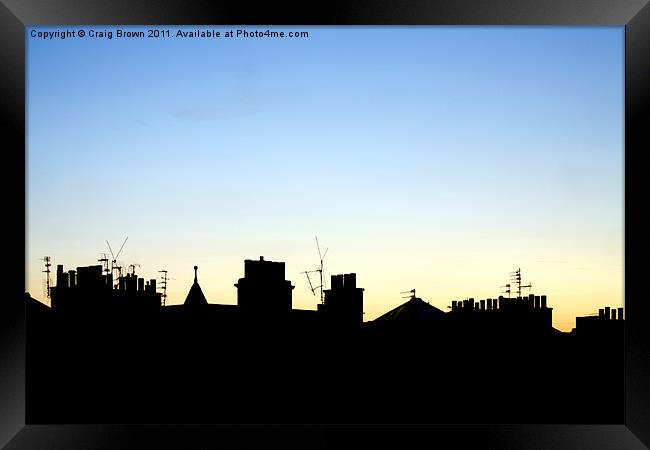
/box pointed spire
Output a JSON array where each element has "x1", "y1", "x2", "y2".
[{"x1": 184, "y1": 264, "x2": 208, "y2": 307}]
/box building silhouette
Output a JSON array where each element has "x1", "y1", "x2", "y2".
[
  {"x1": 24, "y1": 253, "x2": 624, "y2": 425},
  {"x1": 235, "y1": 256, "x2": 294, "y2": 317},
  {"x1": 184, "y1": 265, "x2": 208, "y2": 307},
  {"x1": 574, "y1": 305, "x2": 625, "y2": 340},
  {"x1": 50, "y1": 263, "x2": 161, "y2": 318},
  {"x1": 375, "y1": 293, "x2": 445, "y2": 321},
  {"x1": 45, "y1": 257, "x2": 562, "y2": 335},
  {"x1": 318, "y1": 273, "x2": 364, "y2": 326}
]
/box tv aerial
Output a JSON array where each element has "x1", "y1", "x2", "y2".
[
  {"x1": 106, "y1": 236, "x2": 128, "y2": 288},
  {"x1": 509, "y1": 268, "x2": 532, "y2": 297},
  {"x1": 300, "y1": 236, "x2": 328, "y2": 304},
  {"x1": 41, "y1": 256, "x2": 52, "y2": 298}
]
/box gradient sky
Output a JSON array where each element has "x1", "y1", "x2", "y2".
[{"x1": 26, "y1": 26, "x2": 624, "y2": 331}]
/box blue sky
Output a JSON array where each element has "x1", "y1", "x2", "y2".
[{"x1": 26, "y1": 26, "x2": 623, "y2": 330}]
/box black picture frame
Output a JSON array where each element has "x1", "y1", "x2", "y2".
[{"x1": 2, "y1": 0, "x2": 649, "y2": 448}]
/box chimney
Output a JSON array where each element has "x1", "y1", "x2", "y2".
[
  {"x1": 68, "y1": 270, "x2": 76, "y2": 288},
  {"x1": 534, "y1": 295, "x2": 540, "y2": 309},
  {"x1": 611, "y1": 309, "x2": 617, "y2": 320},
  {"x1": 541, "y1": 295, "x2": 547, "y2": 309},
  {"x1": 493, "y1": 298, "x2": 498, "y2": 310},
  {"x1": 599, "y1": 308, "x2": 605, "y2": 318},
  {"x1": 604, "y1": 306, "x2": 611, "y2": 321},
  {"x1": 138, "y1": 277, "x2": 144, "y2": 291},
  {"x1": 331, "y1": 275, "x2": 343, "y2": 290},
  {"x1": 343, "y1": 273, "x2": 357, "y2": 289},
  {"x1": 617, "y1": 307, "x2": 623, "y2": 320},
  {"x1": 56, "y1": 264, "x2": 64, "y2": 287},
  {"x1": 150, "y1": 279, "x2": 156, "y2": 293},
  {"x1": 487, "y1": 298, "x2": 492, "y2": 310},
  {"x1": 452, "y1": 301, "x2": 457, "y2": 310},
  {"x1": 480, "y1": 300, "x2": 485, "y2": 310},
  {"x1": 60, "y1": 272, "x2": 69, "y2": 288}
]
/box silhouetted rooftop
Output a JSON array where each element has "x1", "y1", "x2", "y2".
[
  {"x1": 374, "y1": 296, "x2": 446, "y2": 321},
  {"x1": 184, "y1": 266, "x2": 208, "y2": 307}
]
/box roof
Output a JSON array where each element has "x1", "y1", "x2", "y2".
[
  {"x1": 184, "y1": 266, "x2": 208, "y2": 307},
  {"x1": 25, "y1": 292, "x2": 52, "y2": 314},
  {"x1": 374, "y1": 297, "x2": 447, "y2": 321}
]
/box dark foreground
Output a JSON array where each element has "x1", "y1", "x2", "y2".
[{"x1": 26, "y1": 299, "x2": 623, "y2": 424}]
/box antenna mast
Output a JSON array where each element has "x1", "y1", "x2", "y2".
[
  {"x1": 315, "y1": 236, "x2": 328, "y2": 304},
  {"x1": 300, "y1": 269, "x2": 318, "y2": 297},
  {"x1": 508, "y1": 268, "x2": 532, "y2": 297},
  {"x1": 106, "y1": 236, "x2": 128, "y2": 289},
  {"x1": 98, "y1": 253, "x2": 110, "y2": 275},
  {"x1": 301, "y1": 236, "x2": 328, "y2": 304},
  {"x1": 158, "y1": 270, "x2": 168, "y2": 306},
  {"x1": 41, "y1": 256, "x2": 52, "y2": 298}
]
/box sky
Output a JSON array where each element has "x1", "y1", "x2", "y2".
[{"x1": 26, "y1": 26, "x2": 624, "y2": 331}]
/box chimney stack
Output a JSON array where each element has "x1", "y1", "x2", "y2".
[
  {"x1": 331, "y1": 274, "x2": 343, "y2": 290},
  {"x1": 68, "y1": 270, "x2": 76, "y2": 288},
  {"x1": 56, "y1": 264, "x2": 64, "y2": 287},
  {"x1": 343, "y1": 273, "x2": 356, "y2": 289}
]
